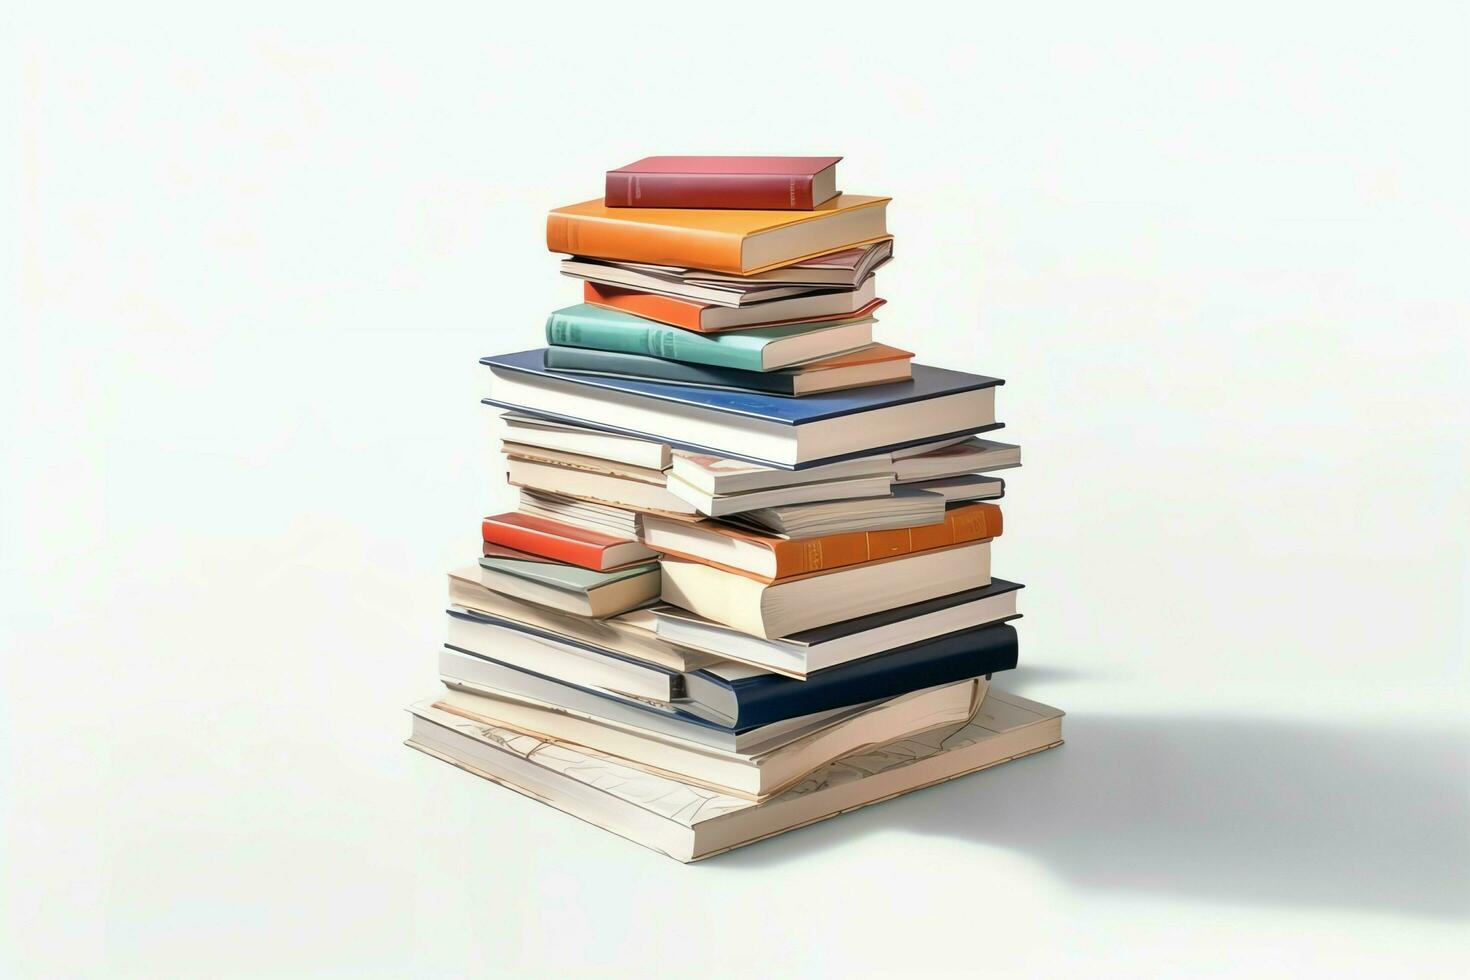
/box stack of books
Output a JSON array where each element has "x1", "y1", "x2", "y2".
[{"x1": 406, "y1": 156, "x2": 1065, "y2": 862}]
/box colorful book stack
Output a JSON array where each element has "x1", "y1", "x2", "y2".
[{"x1": 405, "y1": 156, "x2": 1065, "y2": 862}]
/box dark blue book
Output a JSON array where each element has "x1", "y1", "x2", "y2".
[
  {"x1": 482, "y1": 348, "x2": 1003, "y2": 470},
  {"x1": 445, "y1": 604, "x2": 1018, "y2": 733}
]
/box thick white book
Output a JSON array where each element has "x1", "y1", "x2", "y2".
[
  {"x1": 499, "y1": 412, "x2": 671, "y2": 471},
  {"x1": 669, "y1": 449, "x2": 893, "y2": 496},
  {"x1": 664, "y1": 470, "x2": 893, "y2": 518},
  {"x1": 405, "y1": 687, "x2": 1064, "y2": 862},
  {"x1": 891, "y1": 438, "x2": 1021, "y2": 483},
  {"x1": 660, "y1": 540, "x2": 992, "y2": 639}
]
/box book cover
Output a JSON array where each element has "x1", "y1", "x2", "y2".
[
  {"x1": 605, "y1": 156, "x2": 842, "y2": 210},
  {"x1": 544, "y1": 195, "x2": 890, "y2": 275}
]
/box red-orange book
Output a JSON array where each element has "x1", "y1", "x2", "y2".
[
  {"x1": 640, "y1": 502, "x2": 1003, "y2": 583},
  {"x1": 582, "y1": 280, "x2": 883, "y2": 333},
  {"x1": 481, "y1": 512, "x2": 657, "y2": 571}
]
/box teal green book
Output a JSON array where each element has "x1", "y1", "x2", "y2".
[
  {"x1": 544, "y1": 303, "x2": 871, "y2": 372},
  {"x1": 477, "y1": 555, "x2": 658, "y2": 595}
]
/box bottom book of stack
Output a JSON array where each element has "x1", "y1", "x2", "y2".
[{"x1": 406, "y1": 687, "x2": 1064, "y2": 863}]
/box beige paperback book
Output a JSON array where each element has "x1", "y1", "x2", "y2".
[{"x1": 406, "y1": 688, "x2": 1063, "y2": 862}]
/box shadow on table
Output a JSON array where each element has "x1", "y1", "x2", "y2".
[{"x1": 714, "y1": 686, "x2": 1470, "y2": 918}]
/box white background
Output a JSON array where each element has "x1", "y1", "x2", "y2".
[{"x1": 5, "y1": 2, "x2": 1468, "y2": 976}]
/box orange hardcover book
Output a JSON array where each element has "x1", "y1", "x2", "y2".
[
  {"x1": 545, "y1": 195, "x2": 891, "y2": 275},
  {"x1": 641, "y1": 503, "x2": 1002, "y2": 583}
]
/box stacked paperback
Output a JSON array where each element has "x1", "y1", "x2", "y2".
[{"x1": 406, "y1": 156, "x2": 1065, "y2": 862}]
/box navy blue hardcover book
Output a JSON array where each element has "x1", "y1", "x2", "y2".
[
  {"x1": 446, "y1": 606, "x2": 1018, "y2": 732},
  {"x1": 482, "y1": 348, "x2": 1003, "y2": 469},
  {"x1": 697, "y1": 622, "x2": 1019, "y2": 729}
]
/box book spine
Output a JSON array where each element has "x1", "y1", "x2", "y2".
[
  {"x1": 767, "y1": 503, "x2": 1004, "y2": 579},
  {"x1": 544, "y1": 309, "x2": 766, "y2": 372},
  {"x1": 546, "y1": 211, "x2": 745, "y2": 273},
  {"x1": 481, "y1": 518, "x2": 607, "y2": 570},
  {"x1": 544, "y1": 347, "x2": 797, "y2": 395},
  {"x1": 604, "y1": 171, "x2": 815, "y2": 210}
]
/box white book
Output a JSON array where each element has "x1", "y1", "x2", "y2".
[
  {"x1": 906, "y1": 474, "x2": 1006, "y2": 503},
  {"x1": 448, "y1": 569, "x2": 714, "y2": 672},
  {"x1": 660, "y1": 540, "x2": 992, "y2": 639},
  {"x1": 665, "y1": 471, "x2": 892, "y2": 518},
  {"x1": 727, "y1": 487, "x2": 946, "y2": 538},
  {"x1": 499, "y1": 412, "x2": 671, "y2": 471},
  {"x1": 517, "y1": 489, "x2": 643, "y2": 540},
  {"x1": 559, "y1": 259, "x2": 818, "y2": 308},
  {"x1": 440, "y1": 648, "x2": 873, "y2": 753},
  {"x1": 405, "y1": 687, "x2": 1064, "y2": 862},
  {"x1": 506, "y1": 457, "x2": 698, "y2": 516},
  {"x1": 430, "y1": 677, "x2": 986, "y2": 802},
  {"x1": 650, "y1": 580, "x2": 1022, "y2": 678},
  {"x1": 891, "y1": 438, "x2": 1021, "y2": 483},
  {"x1": 669, "y1": 450, "x2": 892, "y2": 495}
]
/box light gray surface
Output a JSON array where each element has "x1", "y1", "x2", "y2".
[{"x1": 4, "y1": 2, "x2": 1468, "y2": 976}]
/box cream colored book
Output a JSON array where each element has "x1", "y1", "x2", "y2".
[
  {"x1": 448, "y1": 569, "x2": 716, "y2": 673},
  {"x1": 405, "y1": 687, "x2": 1064, "y2": 862},
  {"x1": 659, "y1": 541, "x2": 992, "y2": 639},
  {"x1": 432, "y1": 677, "x2": 988, "y2": 802}
]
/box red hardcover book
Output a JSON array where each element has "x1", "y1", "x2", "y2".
[
  {"x1": 604, "y1": 156, "x2": 842, "y2": 210},
  {"x1": 481, "y1": 512, "x2": 657, "y2": 571}
]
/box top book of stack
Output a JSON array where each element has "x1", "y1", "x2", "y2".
[{"x1": 605, "y1": 155, "x2": 843, "y2": 210}]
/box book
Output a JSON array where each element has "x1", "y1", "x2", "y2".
[
  {"x1": 439, "y1": 647, "x2": 891, "y2": 753},
  {"x1": 543, "y1": 343, "x2": 914, "y2": 397},
  {"x1": 660, "y1": 540, "x2": 992, "y2": 639},
  {"x1": 447, "y1": 606, "x2": 686, "y2": 703},
  {"x1": 670, "y1": 449, "x2": 892, "y2": 495},
  {"x1": 448, "y1": 569, "x2": 714, "y2": 672},
  {"x1": 505, "y1": 456, "x2": 697, "y2": 517},
  {"x1": 428, "y1": 677, "x2": 986, "y2": 803},
  {"x1": 679, "y1": 240, "x2": 893, "y2": 287},
  {"x1": 478, "y1": 552, "x2": 660, "y2": 619},
  {"x1": 502, "y1": 442, "x2": 668, "y2": 485},
  {"x1": 517, "y1": 489, "x2": 643, "y2": 540},
  {"x1": 665, "y1": 470, "x2": 893, "y2": 518},
  {"x1": 604, "y1": 155, "x2": 842, "y2": 210},
  {"x1": 546, "y1": 303, "x2": 876, "y2": 372},
  {"x1": 481, "y1": 512, "x2": 656, "y2": 570},
  {"x1": 891, "y1": 437, "x2": 1022, "y2": 482},
  {"x1": 561, "y1": 258, "x2": 824, "y2": 308},
  {"x1": 500, "y1": 412, "x2": 670, "y2": 470},
  {"x1": 728, "y1": 486, "x2": 950, "y2": 538},
  {"x1": 405, "y1": 687, "x2": 1065, "y2": 862},
  {"x1": 652, "y1": 580, "x2": 1024, "y2": 678},
  {"x1": 642, "y1": 501, "x2": 1002, "y2": 582},
  {"x1": 582, "y1": 278, "x2": 880, "y2": 332},
  {"x1": 545, "y1": 195, "x2": 890, "y2": 275},
  {"x1": 907, "y1": 473, "x2": 1007, "y2": 503},
  {"x1": 482, "y1": 349, "x2": 1003, "y2": 469},
  {"x1": 449, "y1": 606, "x2": 1017, "y2": 733}
]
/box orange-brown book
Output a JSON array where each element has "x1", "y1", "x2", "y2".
[
  {"x1": 546, "y1": 195, "x2": 891, "y2": 276},
  {"x1": 582, "y1": 280, "x2": 884, "y2": 333},
  {"x1": 640, "y1": 503, "x2": 1002, "y2": 584}
]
